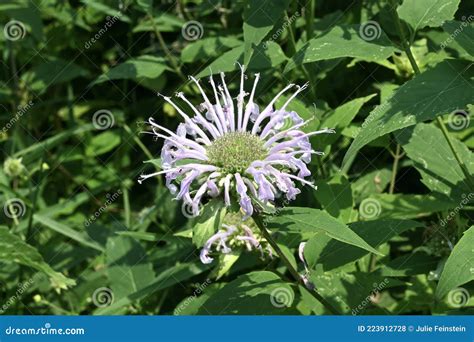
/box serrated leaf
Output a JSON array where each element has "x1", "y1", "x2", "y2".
[
  {"x1": 314, "y1": 174, "x2": 353, "y2": 223},
  {"x1": 21, "y1": 59, "x2": 89, "y2": 94},
  {"x1": 95, "y1": 262, "x2": 209, "y2": 315},
  {"x1": 284, "y1": 25, "x2": 396, "y2": 72},
  {"x1": 307, "y1": 267, "x2": 403, "y2": 314},
  {"x1": 243, "y1": 0, "x2": 290, "y2": 64},
  {"x1": 92, "y1": 55, "x2": 168, "y2": 86},
  {"x1": 0, "y1": 226, "x2": 75, "y2": 289},
  {"x1": 106, "y1": 235, "x2": 155, "y2": 299},
  {"x1": 304, "y1": 219, "x2": 422, "y2": 271},
  {"x1": 436, "y1": 226, "x2": 474, "y2": 299},
  {"x1": 397, "y1": 0, "x2": 460, "y2": 32},
  {"x1": 443, "y1": 20, "x2": 474, "y2": 57},
  {"x1": 270, "y1": 207, "x2": 381, "y2": 255},
  {"x1": 380, "y1": 252, "x2": 438, "y2": 277},
  {"x1": 198, "y1": 271, "x2": 294, "y2": 314},
  {"x1": 361, "y1": 193, "x2": 458, "y2": 220},
  {"x1": 319, "y1": 94, "x2": 376, "y2": 147},
  {"x1": 342, "y1": 60, "x2": 474, "y2": 171},
  {"x1": 396, "y1": 123, "x2": 474, "y2": 200},
  {"x1": 181, "y1": 37, "x2": 242, "y2": 63},
  {"x1": 196, "y1": 42, "x2": 287, "y2": 78}
]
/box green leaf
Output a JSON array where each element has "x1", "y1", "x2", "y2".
[
  {"x1": 106, "y1": 236, "x2": 155, "y2": 299},
  {"x1": 436, "y1": 226, "x2": 474, "y2": 299},
  {"x1": 0, "y1": 226, "x2": 75, "y2": 289},
  {"x1": 360, "y1": 193, "x2": 457, "y2": 220},
  {"x1": 93, "y1": 55, "x2": 168, "y2": 86},
  {"x1": 304, "y1": 219, "x2": 422, "y2": 271},
  {"x1": 192, "y1": 199, "x2": 226, "y2": 248},
  {"x1": 21, "y1": 59, "x2": 89, "y2": 94},
  {"x1": 396, "y1": 123, "x2": 474, "y2": 200},
  {"x1": 81, "y1": 0, "x2": 130, "y2": 22},
  {"x1": 181, "y1": 37, "x2": 242, "y2": 63},
  {"x1": 352, "y1": 168, "x2": 392, "y2": 203},
  {"x1": 314, "y1": 174, "x2": 354, "y2": 223},
  {"x1": 13, "y1": 124, "x2": 96, "y2": 163},
  {"x1": 342, "y1": 60, "x2": 474, "y2": 171},
  {"x1": 132, "y1": 14, "x2": 184, "y2": 33},
  {"x1": 397, "y1": 0, "x2": 461, "y2": 32},
  {"x1": 196, "y1": 42, "x2": 287, "y2": 78},
  {"x1": 136, "y1": 0, "x2": 153, "y2": 12},
  {"x1": 198, "y1": 271, "x2": 294, "y2": 314},
  {"x1": 34, "y1": 214, "x2": 104, "y2": 252},
  {"x1": 209, "y1": 251, "x2": 240, "y2": 280},
  {"x1": 271, "y1": 207, "x2": 381, "y2": 255},
  {"x1": 243, "y1": 0, "x2": 290, "y2": 64},
  {"x1": 443, "y1": 20, "x2": 474, "y2": 57},
  {"x1": 85, "y1": 131, "x2": 121, "y2": 157},
  {"x1": 380, "y1": 252, "x2": 438, "y2": 277},
  {"x1": 284, "y1": 25, "x2": 396, "y2": 72},
  {"x1": 5, "y1": 2, "x2": 43, "y2": 40},
  {"x1": 174, "y1": 283, "x2": 224, "y2": 315},
  {"x1": 319, "y1": 94, "x2": 376, "y2": 147},
  {"x1": 307, "y1": 267, "x2": 403, "y2": 314},
  {"x1": 95, "y1": 262, "x2": 209, "y2": 315},
  {"x1": 115, "y1": 231, "x2": 162, "y2": 242}
]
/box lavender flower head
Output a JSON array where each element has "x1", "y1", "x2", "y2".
[
  {"x1": 138, "y1": 66, "x2": 333, "y2": 221},
  {"x1": 199, "y1": 217, "x2": 273, "y2": 264}
]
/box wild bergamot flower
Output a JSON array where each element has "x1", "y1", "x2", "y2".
[
  {"x1": 199, "y1": 212, "x2": 272, "y2": 264},
  {"x1": 139, "y1": 67, "x2": 333, "y2": 262}
]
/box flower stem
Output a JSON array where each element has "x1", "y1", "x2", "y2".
[
  {"x1": 389, "y1": 143, "x2": 402, "y2": 194},
  {"x1": 253, "y1": 214, "x2": 341, "y2": 315},
  {"x1": 391, "y1": 5, "x2": 474, "y2": 191},
  {"x1": 304, "y1": 0, "x2": 315, "y2": 41}
]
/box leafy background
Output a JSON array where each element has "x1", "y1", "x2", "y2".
[{"x1": 0, "y1": 0, "x2": 473, "y2": 315}]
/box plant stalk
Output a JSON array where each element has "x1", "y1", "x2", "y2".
[
  {"x1": 304, "y1": 0, "x2": 315, "y2": 41},
  {"x1": 391, "y1": 6, "x2": 474, "y2": 191},
  {"x1": 389, "y1": 144, "x2": 402, "y2": 194},
  {"x1": 253, "y1": 214, "x2": 341, "y2": 315}
]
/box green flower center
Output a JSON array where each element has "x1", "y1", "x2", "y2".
[{"x1": 207, "y1": 132, "x2": 267, "y2": 174}]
